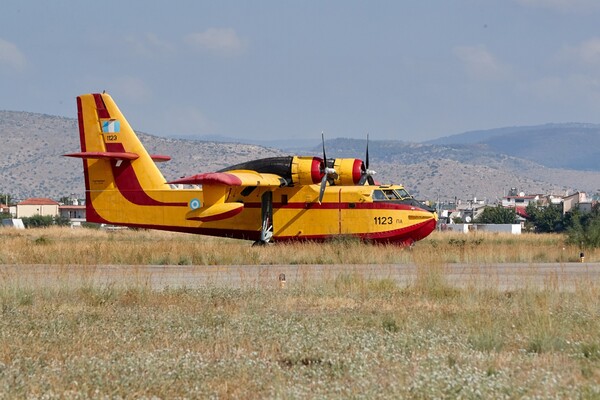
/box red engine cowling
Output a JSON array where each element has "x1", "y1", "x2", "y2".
[
  {"x1": 290, "y1": 156, "x2": 367, "y2": 186},
  {"x1": 332, "y1": 158, "x2": 364, "y2": 185},
  {"x1": 290, "y1": 156, "x2": 324, "y2": 185}
]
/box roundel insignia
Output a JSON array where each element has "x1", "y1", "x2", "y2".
[{"x1": 189, "y1": 198, "x2": 201, "y2": 210}]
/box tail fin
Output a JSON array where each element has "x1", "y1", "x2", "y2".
[{"x1": 65, "y1": 93, "x2": 173, "y2": 223}]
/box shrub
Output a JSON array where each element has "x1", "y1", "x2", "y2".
[{"x1": 21, "y1": 215, "x2": 55, "y2": 228}]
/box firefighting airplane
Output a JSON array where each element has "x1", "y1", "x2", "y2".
[{"x1": 65, "y1": 93, "x2": 437, "y2": 245}]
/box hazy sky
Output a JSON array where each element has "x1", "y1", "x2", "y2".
[{"x1": 2, "y1": 0, "x2": 600, "y2": 142}]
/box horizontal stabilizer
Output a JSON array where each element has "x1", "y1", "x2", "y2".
[
  {"x1": 150, "y1": 154, "x2": 171, "y2": 162},
  {"x1": 186, "y1": 202, "x2": 244, "y2": 222},
  {"x1": 64, "y1": 151, "x2": 139, "y2": 160},
  {"x1": 64, "y1": 152, "x2": 170, "y2": 163}
]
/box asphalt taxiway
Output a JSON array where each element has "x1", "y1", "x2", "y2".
[{"x1": 1, "y1": 263, "x2": 599, "y2": 291}]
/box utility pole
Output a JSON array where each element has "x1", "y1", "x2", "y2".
[{"x1": 436, "y1": 188, "x2": 441, "y2": 230}]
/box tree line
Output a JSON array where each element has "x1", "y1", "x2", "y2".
[{"x1": 473, "y1": 202, "x2": 600, "y2": 248}]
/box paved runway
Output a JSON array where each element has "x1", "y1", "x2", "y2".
[{"x1": 1, "y1": 263, "x2": 599, "y2": 291}]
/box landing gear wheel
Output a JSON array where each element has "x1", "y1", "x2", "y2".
[
  {"x1": 252, "y1": 239, "x2": 273, "y2": 247},
  {"x1": 258, "y1": 191, "x2": 274, "y2": 245}
]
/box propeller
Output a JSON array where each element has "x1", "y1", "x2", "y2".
[
  {"x1": 358, "y1": 134, "x2": 376, "y2": 185},
  {"x1": 318, "y1": 132, "x2": 337, "y2": 204}
]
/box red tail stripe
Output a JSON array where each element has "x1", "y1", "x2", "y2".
[
  {"x1": 104, "y1": 142, "x2": 186, "y2": 207},
  {"x1": 93, "y1": 93, "x2": 111, "y2": 119}
]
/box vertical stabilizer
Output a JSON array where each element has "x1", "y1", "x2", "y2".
[
  {"x1": 66, "y1": 93, "x2": 174, "y2": 223},
  {"x1": 76, "y1": 93, "x2": 169, "y2": 190}
]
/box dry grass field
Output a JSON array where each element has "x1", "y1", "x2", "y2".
[
  {"x1": 0, "y1": 226, "x2": 595, "y2": 266},
  {"x1": 0, "y1": 227, "x2": 599, "y2": 398}
]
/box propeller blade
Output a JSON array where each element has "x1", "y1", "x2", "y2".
[
  {"x1": 319, "y1": 174, "x2": 327, "y2": 204},
  {"x1": 319, "y1": 132, "x2": 328, "y2": 203},
  {"x1": 318, "y1": 132, "x2": 337, "y2": 202},
  {"x1": 322, "y1": 132, "x2": 327, "y2": 159},
  {"x1": 359, "y1": 133, "x2": 375, "y2": 185},
  {"x1": 358, "y1": 173, "x2": 368, "y2": 186},
  {"x1": 365, "y1": 133, "x2": 370, "y2": 170}
]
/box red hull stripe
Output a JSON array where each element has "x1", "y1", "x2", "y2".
[
  {"x1": 243, "y1": 201, "x2": 428, "y2": 212},
  {"x1": 97, "y1": 217, "x2": 436, "y2": 244},
  {"x1": 275, "y1": 218, "x2": 436, "y2": 244}
]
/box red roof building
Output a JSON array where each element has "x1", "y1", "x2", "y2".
[
  {"x1": 18, "y1": 198, "x2": 60, "y2": 206},
  {"x1": 16, "y1": 198, "x2": 60, "y2": 218}
]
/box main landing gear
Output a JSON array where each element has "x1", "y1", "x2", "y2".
[{"x1": 253, "y1": 191, "x2": 273, "y2": 246}]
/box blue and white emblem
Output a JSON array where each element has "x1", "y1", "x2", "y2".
[
  {"x1": 102, "y1": 120, "x2": 120, "y2": 133},
  {"x1": 189, "y1": 198, "x2": 201, "y2": 210}
]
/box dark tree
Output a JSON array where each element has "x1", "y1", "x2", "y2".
[
  {"x1": 475, "y1": 205, "x2": 516, "y2": 224},
  {"x1": 0, "y1": 193, "x2": 13, "y2": 206},
  {"x1": 566, "y1": 204, "x2": 600, "y2": 248},
  {"x1": 525, "y1": 203, "x2": 564, "y2": 233}
]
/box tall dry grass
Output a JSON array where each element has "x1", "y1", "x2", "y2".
[{"x1": 0, "y1": 226, "x2": 591, "y2": 265}]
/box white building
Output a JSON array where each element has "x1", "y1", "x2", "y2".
[{"x1": 16, "y1": 198, "x2": 60, "y2": 218}]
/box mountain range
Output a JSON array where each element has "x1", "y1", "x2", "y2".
[
  {"x1": 1, "y1": 110, "x2": 600, "y2": 203},
  {"x1": 426, "y1": 123, "x2": 600, "y2": 171}
]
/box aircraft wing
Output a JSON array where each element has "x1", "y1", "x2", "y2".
[
  {"x1": 168, "y1": 170, "x2": 286, "y2": 223},
  {"x1": 168, "y1": 170, "x2": 286, "y2": 187}
]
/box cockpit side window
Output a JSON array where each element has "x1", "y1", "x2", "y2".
[{"x1": 372, "y1": 190, "x2": 387, "y2": 201}]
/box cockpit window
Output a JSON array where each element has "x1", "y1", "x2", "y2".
[
  {"x1": 372, "y1": 190, "x2": 387, "y2": 201},
  {"x1": 372, "y1": 190, "x2": 399, "y2": 201},
  {"x1": 383, "y1": 190, "x2": 400, "y2": 199},
  {"x1": 373, "y1": 188, "x2": 413, "y2": 201},
  {"x1": 394, "y1": 189, "x2": 412, "y2": 199}
]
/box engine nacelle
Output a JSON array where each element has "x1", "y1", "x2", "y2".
[
  {"x1": 220, "y1": 155, "x2": 367, "y2": 187},
  {"x1": 332, "y1": 158, "x2": 363, "y2": 185},
  {"x1": 291, "y1": 156, "x2": 324, "y2": 185}
]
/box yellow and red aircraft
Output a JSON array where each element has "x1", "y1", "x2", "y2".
[{"x1": 65, "y1": 93, "x2": 437, "y2": 245}]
